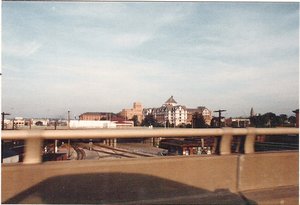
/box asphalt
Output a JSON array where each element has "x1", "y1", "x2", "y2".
[{"x1": 4, "y1": 171, "x2": 298, "y2": 204}]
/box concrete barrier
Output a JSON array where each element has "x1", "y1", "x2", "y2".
[
  {"x1": 2, "y1": 155, "x2": 238, "y2": 202},
  {"x1": 2, "y1": 128, "x2": 298, "y2": 203},
  {"x1": 238, "y1": 151, "x2": 299, "y2": 191},
  {"x1": 2, "y1": 151, "x2": 299, "y2": 203}
]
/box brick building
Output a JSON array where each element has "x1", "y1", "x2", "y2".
[
  {"x1": 120, "y1": 102, "x2": 143, "y2": 123},
  {"x1": 186, "y1": 107, "x2": 212, "y2": 126},
  {"x1": 79, "y1": 112, "x2": 113, "y2": 121}
]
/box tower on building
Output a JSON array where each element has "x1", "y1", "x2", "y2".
[
  {"x1": 164, "y1": 96, "x2": 177, "y2": 106},
  {"x1": 250, "y1": 107, "x2": 255, "y2": 117}
]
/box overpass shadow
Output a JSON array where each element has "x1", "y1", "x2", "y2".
[{"x1": 4, "y1": 172, "x2": 257, "y2": 204}]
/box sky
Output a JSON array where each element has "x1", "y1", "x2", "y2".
[{"x1": 2, "y1": 2, "x2": 299, "y2": 119}]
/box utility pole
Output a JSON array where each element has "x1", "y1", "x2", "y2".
[
  {"x1": 212, "y1": 109, "x2": 226, "y2": 155},
  {"x1": 1, "y1": 112, "x2": 10, "y2": 130},
  {"x1": 67, "y1": 110, "x2": 70, "y2": 129},
  {"x1": 214, "y1": 110, "x2": 226, "y2": 128},
  {"x1": 67, "y1": 110, "x2": 71, "y2": 158}
]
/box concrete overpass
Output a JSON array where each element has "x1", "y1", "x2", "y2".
[{"x1": 2, "y1": 128, "x2": 299, "y2": 204}]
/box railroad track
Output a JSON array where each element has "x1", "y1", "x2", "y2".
[
  {"x1": 94, "y1": 143, "x2": 155, "y2": 157},
  {"x1": 72, "y1": 145, "x2": 86, "y2": 160},
  {"x1": 75, "y1": 143, "x2": 155, "y2": 159}
]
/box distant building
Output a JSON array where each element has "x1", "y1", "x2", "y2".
[
  {"x1": 70, "y1": 120, "x2": 133, "y2": 129},
  {"x1": 13, "y1": 117, "x2": 25, "y2": 127},
  {"x1": 3, "y1": 119, "x2": 13, "y2": 129},
  {"x1": 143, "y1": 96, "x2": 212, "y2": 127},
  {"x1": 70, "y1": 120, "x2": 117, "y2": 129},
  {"x1": 77, "y1": 112, "x2": 133, "y2": 128},
  {"x1": 211, "y1": 117, "x2": 226, "y2": 127},
  {"x1": 114, "y1": 121, "x2": 134, "y2": 128},
  {"x1": 186, "y1": 107, "x2": 212, "y2": 125},
  {"x1": 2, "y1": 141, "x2": 24, "y2": 163},
  {"x1": 120, "y1": 102, "x2": 143, "y2": 123},
  {"x1": 143, "y1": 96, "x2": 188, "y2": 126},
  {"x1": 79, "y1": 112, "x2": 114, "y2": 121},
  {"x1": 226, "y1": 118, "x2": 251, "y2": 128},
  {"x1": 2, "y1": 150, "x2": 20, "y2": 164},
  {"x1": 31, "y1": 119, "x2": 49, "y2": 126},
  {"x1": 159, "y1": 138, "x2": 214, "y2": 156}
]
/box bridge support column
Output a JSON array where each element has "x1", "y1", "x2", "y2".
[
  {"x1": 220, "y1": 128, "x2": 233, "y2": 155},
  {"x1": 24, "y1": 137, "x2": 43, "y2": 164},
  {"x1": 244, "y1": 128, "x2": 256, "y2": 154},
  {"x1": 113, "y1": 138, "x2": 117, "y2": 148},
  {"x1": 54, "y1": 140, "x2": 58, "y2": 153},
  {"x1": 150, "y1": 137, "x2": 154, "y2": 145}
]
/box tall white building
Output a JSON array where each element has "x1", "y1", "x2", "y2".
[{"x1": 143, "y1": 96, "x2": 188, "y2": 126}]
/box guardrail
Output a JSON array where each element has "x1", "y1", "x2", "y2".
[
  {"x1": 2, "y1": 127, "x2": 298, "y2": 164},
  {"x1": 2, "y1": 127, "x2": 299, "y2": 204}
]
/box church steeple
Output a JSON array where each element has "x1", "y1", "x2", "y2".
[{"x1": 250, "y1": 107, "x2": 255, "y2": 117}]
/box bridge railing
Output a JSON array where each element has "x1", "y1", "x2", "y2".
[
  {"x1": 2, "y1": 127, "x2": 299, "y2": 203},
  {"x1": 2, "y1": 127, "x2": 299, "y2": 164}
]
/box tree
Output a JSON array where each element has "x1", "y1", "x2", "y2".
[
  {"x1": 279, "y1": 114, "x2": 288, "y2": 122},
  {"x1": 251, "y1": 112, "x2": 289, "y2": 128},
  {"x1": 141, "y1": 114, "x2": 158, "y2": 127},
  {"x1": 130, "y1": 115, "x2": 139, "y2": 126},
  {"x1": 178, "y1": 123, "x2": 187, "y2": 128},
  {"x1": 288, "y1": 116, "x2": 296, "y2": 125},
  {"x1": 165, "y1": 120, "x2": 177, "y2": 128},
  {"x1": 279, "y1": 114, "x2": 288, "y2": 126},
  {"x1": 186, "y1": 124, "x2": 192, "y2": 128},
  {"x1": 250, "y1": 115, "x2": 260, "y2": 127},
  {"x1": 192, "y1": 112, "x2": 207, "y2": 128},
  {"x1": 251, "y1": 114, "x2": 271, "y2": 127}
]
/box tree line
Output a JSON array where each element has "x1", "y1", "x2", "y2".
[
  {"x1": 132, "y1": 112, "x2": 297, "y2": 128},
  {"x1": 250, "y1": 112, "x2": 296, "y2": 128}
]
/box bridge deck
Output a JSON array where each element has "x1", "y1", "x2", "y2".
[
  {"x1": 2, "y1": 152, "x2": 298, "y2": 204},
  {"x1": 3, "y1": 172, "x2": 298, "y2": 205},
  {"x1": 2, "y1": 128, "x2": 298, "y2": 204}
]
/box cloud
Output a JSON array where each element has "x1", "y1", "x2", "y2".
[
  {"x1": 3, "y1": 41, "x2": 42, "y2": 57},
  {"x1": 2, "y1": 2, "x2": 298, "y2": 118},
  {"x1": 112, "y1": 33, "x2": 152, "y2": 48}
]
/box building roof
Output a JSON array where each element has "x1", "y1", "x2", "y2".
[
  {"x1": 79, "y1": 112, "x2": 112, "y2": 116},
  {"x1": 165, "y1": 96, "x2": 177, "y2": 105},
  {"x1": 2, "y1": 149, "x2": 18, "y2": 158},
  {"x1": 186, "y1": 107, "x2": 208, "y2": 113}
]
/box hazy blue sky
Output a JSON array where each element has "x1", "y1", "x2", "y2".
[{"x1": 2, "y1": 2, "x2": 299, "y2": 119}]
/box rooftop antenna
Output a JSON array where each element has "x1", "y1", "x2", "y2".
[{"x1": 214, "y1": 109, "x2": 226, "y2": 127}]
